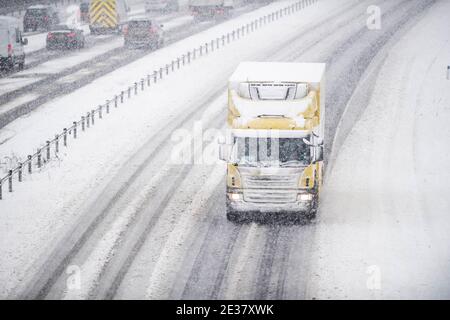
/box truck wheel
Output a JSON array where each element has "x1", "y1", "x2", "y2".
[{"x1": 18, "y1": 61, "x2": 24, "y2": 70}]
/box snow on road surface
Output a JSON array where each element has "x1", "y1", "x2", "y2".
[
  {"x1": 0, "y1": 0, "x2": 447, "y2": 300},
  {"x1": 308, "y1": 0, "x2": 450, "y2": 299}
]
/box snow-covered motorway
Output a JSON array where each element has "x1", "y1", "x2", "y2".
[{"x1": 0, "y1": 0, "x2": 449, "y2": 299}]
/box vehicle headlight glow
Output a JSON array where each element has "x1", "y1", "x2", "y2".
[
  {"x1": 229, "y1": 193, "x2": 241, "y2": 201},
  {"x1": 298, "y1": 193, "x2": 313, "y2": 202}
]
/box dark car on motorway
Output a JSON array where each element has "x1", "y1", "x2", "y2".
[
  {"x1": 123, "y1": 18, "x2": 164, "y2": 49},
  {"x1": 46, "y1": 25, "x2": 85, "y2": 50},
  {"x1": 23, "y1": 5, "x2": 60, "y2": 32}
]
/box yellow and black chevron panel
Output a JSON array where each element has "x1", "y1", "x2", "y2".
[{"x1": 89, "y1": 0, "x2": 118, "y2": 29}]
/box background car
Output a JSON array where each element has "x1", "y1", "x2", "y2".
[
  {"x1": 23, "y1": 5, "x2": 60, "y2": 32},
  {"x1": 145, "y1": 0, "x2": 179, "y2": 12},
  {"x1": 46, "y1": 25, "x2": 85, "y2": 50},
  {"x1": 123, "y1": 18, "x2": 164, "y2": 49}
]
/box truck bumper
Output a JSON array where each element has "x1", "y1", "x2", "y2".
[
  {"x1": 227, "y1": 199, "x2": 313, "y2": 214},
  {"x1": 226, "y1": 192, "x2": 316, "y2": 215}
]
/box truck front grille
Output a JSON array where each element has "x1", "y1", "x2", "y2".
[
  {"x1": 244, "y1": 189, "x2": 297, "y2": 203},
  {"x1": 242, "y1": 174, "x2": 299, "y2": 203}
]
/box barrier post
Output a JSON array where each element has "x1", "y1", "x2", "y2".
[
  {"x1": 46, "y1": 141, "x2": 50, "y2": 160},
  {"x1": 37, "y1": 150, "x2": 42, "y2": 168},
  {"x1": 73, "y1": 122, "x2": 77, "y2": 138},
  {"x1": 63, "y1": 128, "x2": 68, "y2": 146},
  {"x1": 8, "y1": 170, "x2": 12, "y2": 192},
  {"x1": 28, "y1": 155, "x2": 32, "y2": 174},
  {"x1": 55, "y1": 134, "x2": 59, "y2": 152}
]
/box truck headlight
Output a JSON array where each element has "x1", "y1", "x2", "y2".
[
  {"x1": 298, "y1": 193, "x2": 313, "y2": 202},
  {"x1": 229, "y1": 193, "x2": 242, "y2": 201}
]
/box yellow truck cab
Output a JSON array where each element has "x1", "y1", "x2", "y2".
[{"x1": 219, "y1": 62, "x2": 326, "y2": 222}]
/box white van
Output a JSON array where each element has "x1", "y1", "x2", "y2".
[
  {"x1": 0, "y1": 16, "x2": 28, "y2": 70},
  {"x1": 145, "y1": 0, "x2": 179, "y2": 12}
]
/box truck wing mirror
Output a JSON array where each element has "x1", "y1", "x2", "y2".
[{"x1": 303, "y1": 138, "x2": 313, "y2": 146}]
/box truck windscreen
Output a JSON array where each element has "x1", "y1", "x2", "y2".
[{"x1": 233, "y1": 137, "x2": 310, "y2": 167}]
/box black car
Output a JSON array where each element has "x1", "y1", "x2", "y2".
[
  {"x1": 123, "y1": 18, "x2": 164, "y2": 49},
  {"x1": 46, "y1": 25, "x2": 85, "y2": 50},
  {"x1": 23, "y1": 5, "x2": 60, "y2": 32}
]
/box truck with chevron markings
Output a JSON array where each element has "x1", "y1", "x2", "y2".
[{"x1": 89, "y1": 0, "x2": 130, "y2": 34}]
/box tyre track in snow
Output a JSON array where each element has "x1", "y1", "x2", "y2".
[{"x1": 14, "y1": 84, "x2": 229, "y2": 299}]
